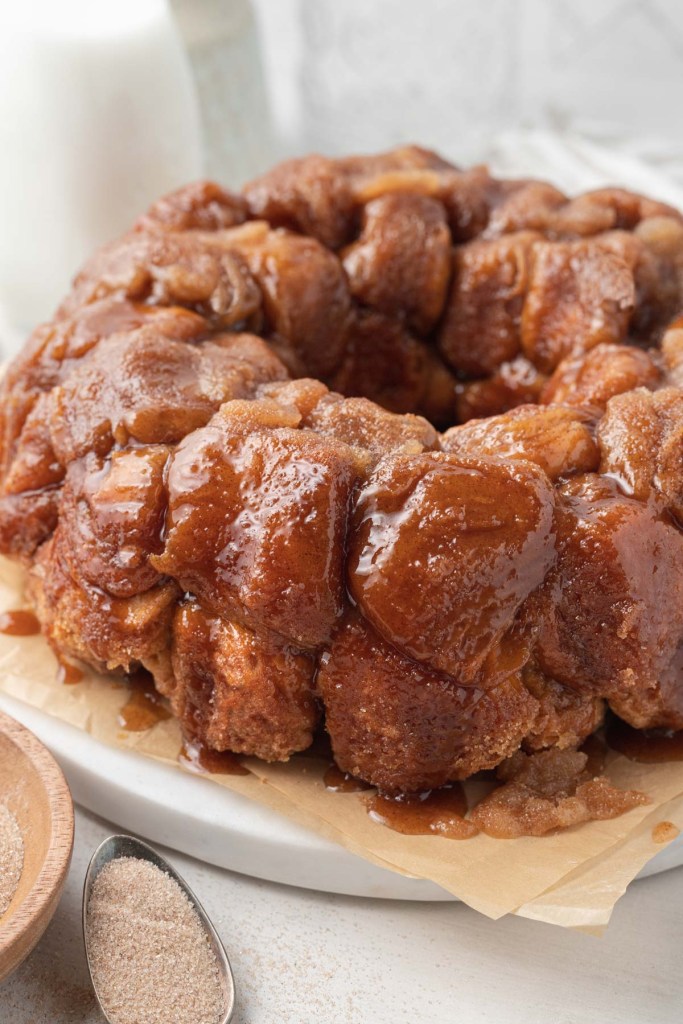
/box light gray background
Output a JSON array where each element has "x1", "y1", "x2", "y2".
[{"x1": 253, "y1": 0, "x2": 683, "y2": 177}]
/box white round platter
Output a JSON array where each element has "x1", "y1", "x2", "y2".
[{"x1": 1, "y1": 693, "x2": 682, "y2": 902}]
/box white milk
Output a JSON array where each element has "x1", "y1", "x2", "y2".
[
  {"x1": 171, "y1": 0, "x2": 274, "y2": 186},
  {"x1": 0, "y1": 0, "x2": 203, "y2": 335}
]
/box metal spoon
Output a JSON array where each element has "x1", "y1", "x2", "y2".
[{"x1": 82, "y1": 834, "x2": 235, "y2": 1023}]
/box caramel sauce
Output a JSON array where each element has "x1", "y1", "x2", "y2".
[
  {"x1": 367, "y1": 783, "x2": 479, "y2": 839},
  {"x1": 57, "y1": 658, "x2": 84, "y2": 685},
  {"x1": 606, "y1": 719, "x2": 683, "y2": 763},
  {"x1": 179, "y1": 740, "x2": 249, "y2": 776},
  {"x1": 323, "y1": 764, "x2": 372, "y2": 793},
  {"x1": 118, "y1": 671, "x2": 171, "y2": 731},
  {"x1": 0, "y1": 610, "x2": 40, "y2": 636},
  {"x1": 652, "y1": 821, "x2": 680, "y2": 845}
]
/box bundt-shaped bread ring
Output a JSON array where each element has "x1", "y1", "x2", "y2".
[{"x1": 3, "y1": 146, "x2": 683, "y2": 795}]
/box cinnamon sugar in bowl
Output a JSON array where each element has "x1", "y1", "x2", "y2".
[{"x1": 0, "y1": 708, "x2": 74, "y2": 982}]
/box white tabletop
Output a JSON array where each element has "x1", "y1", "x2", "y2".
[{"x1": 0, "y1": 805, "x2": 680, "y2": 1023}]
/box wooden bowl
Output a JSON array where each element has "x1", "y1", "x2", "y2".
[{"x1": 0, "y1": 709, "x2": 74, "y2": 982}]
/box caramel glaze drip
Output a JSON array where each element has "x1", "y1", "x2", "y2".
[
  {"x1": 367, "y1": 782, "x2": 479, "y2": 839},
  {"x1": 118, "y1": 670, "x2": 172, "y2": 731},
  {"x1": 606, "y1": 719, "x2": 683, "y2": 763},
  {"x1": 57, "y1": 657, "x2": 84, "y2": 685},
  {"x1": 179, "y1": 739, "x2": 249, "y2": 776},
  {"x1": 0, "y1": 609, "x2": 40, "y2": 636},
  {"x1": 652, "y1": 821, "x2": 680, "y2": 844},
  {"x1": 323, "y1": 764, "x2": 372, "y2": 793}
]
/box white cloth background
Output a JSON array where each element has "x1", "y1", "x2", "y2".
[{"x1": 252, "y1": 0, "x2": 683, "y2": 186}]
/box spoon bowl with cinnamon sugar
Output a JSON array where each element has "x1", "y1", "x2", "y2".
[{"x1": 83, "y1": 834, "x2": 236, "y2": 1024}]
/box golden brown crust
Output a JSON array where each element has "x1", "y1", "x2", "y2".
[
  {"x1": 441, "y1": 404, "x2": 599, "y2": 481},
  {"x1": 317, "y1": 611, "x2": 539, "y2": 793},
  {"x1": 470, "y1": 750, "x2": 647, "y2": 838},
  {"x1": 347, "y1": 452, "x2": 556, "y2": 682},
  {"x1": 2, "y1": 146, "x2": 683, "y2": 797},
  {"x1": 171, "y1": 600, "x2": 318, "y2": 761}
]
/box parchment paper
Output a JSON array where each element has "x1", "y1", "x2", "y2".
[{"x1": 1, "y1": 555, "x2": 682, "y2": 929}]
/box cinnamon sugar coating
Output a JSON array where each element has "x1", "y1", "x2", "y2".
[
  {"x1": 470, "y1": 749, "x2": 647, "y2": 839},
  {"x1": 3, "y1": 145, "x2": 683, "y2": 808}
]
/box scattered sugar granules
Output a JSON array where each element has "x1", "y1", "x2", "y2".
[
  {"x1": 0, "y1": 803, "x2": 24, "y2": 917},
  {"x1": 86, "y1": 857, "x2": 226, "y2": 1024}
]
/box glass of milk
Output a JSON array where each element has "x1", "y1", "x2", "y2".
[{"x1": 0, "y1": 0, "x2": 203, "y2": 339}]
